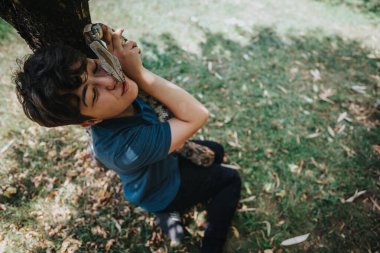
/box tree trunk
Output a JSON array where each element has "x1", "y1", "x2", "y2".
[{"x1": 0, "y1": 0, "x2": 95, "y2": 57}]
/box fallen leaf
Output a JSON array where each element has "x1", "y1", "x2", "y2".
[
  {"x1": 288, "y1": 163, "x2": 301, "y2": 174},
  {"x1": 220, "y1": 163, "x2": 240, "y2": 170},
  {"x1": 319, "y1": 88, "x2": 335, "y2": 103},
  {"x1": 207, "y1": 62, "x2": 213, "y2": 72},
  {"x1": 301, "y1": 95, "x2": 314, "y2": 104},
  {"x1": 337, "y1": 124, "x2": 346, "y2": 134},
  {"x1": 215, "y1": 72, "x2": 223, "y2": 80},
  {"x1": 59, "y1": 235, "x2": 81, "y2": 253},
  {"x1": 105, "y1": 239, "x2": 116, "y2": 252},
  {"x1": 263, "y1": 221, "x2": 271, "y2": 237},
  {"x1": 337, "y1": 112, "x2": 347, "y2": 123},
  {"x1": 280, "y1": 233, "x2": 310, "y2": 246},
  {"x1": 372, "y1": 145, "x2": 380, "y2": 156},
  {"x1": 344, "y1": 189, "x2": 366, "y2": 203},
  {"x1": 327, "y1": 126, "x2": 335, "y2": 138},
  {"x1": 240, "y1": 196, "x2": 256, "y2": 203},
  {"x1": 243, "y1": 54, "x2": 250, "y2": 61},
  {"x1": 277, "y1": 85, "x2": 288, "y2": 94},
  {"x1": 351, "y1": 85, "x2": 367, "y2": 94},
  {"x1": 91, "y1": 225, "x2": 107, "y2": 238},
  {"x1": 195, "y1": 211, "x2": 207, "y2": 227},
  {"x1": 264, "y1": 182, "x2": 274, "y2": 193},
  {"x1": 369, "y1": 197, "x2": 380, "y2": 211},
  {"x1": 231, "y1": 226, "x2": 240, "y2": 238},
  {"x1": 306, "y1": 132, "x2": 321, "y2": 139},
  {"x1": 275, "y1": 190, "x2": 286, "y2": 199},
  {"x1": 0, "y1": 139, "x2": 14, "y2": 156},
  {"x1": 237, "y1": 207, "x2": 256, "y2": 212},
  {"x1": 3, "y1": 187, "x2": 17, "y2": 198},
  {"x1": 310, "y1": 69, "x2": 321, "y2": 81},
  {"x1": 111, "y1": 218, "x2": 122, "y2": 233},
  {"x1": 272, "y1": 171, "x2": 281, "y2": 188}
]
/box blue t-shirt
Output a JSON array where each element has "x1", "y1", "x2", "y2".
[{"x1": 90, "y1": 97, "x2": 180, "y2": 212}]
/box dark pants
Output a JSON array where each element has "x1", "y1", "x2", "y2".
[{"x1": 163, "y1": 140, "x2": 242, "y2": 253}]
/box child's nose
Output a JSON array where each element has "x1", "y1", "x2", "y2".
[{"x1": 96, "y1": 76, "x2": 116, "y2": 90}]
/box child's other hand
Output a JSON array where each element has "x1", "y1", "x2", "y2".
[{"x1": 102, "y1": 26, "x2": 144, "y2": 82}]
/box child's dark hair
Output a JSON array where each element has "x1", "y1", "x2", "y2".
[{"x1": 14, "y1": 45, "x2": 93, "y2": 127}]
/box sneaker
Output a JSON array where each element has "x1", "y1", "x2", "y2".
[{"x1": 155, "y1": 211, "x2": 184, "y2": 247}]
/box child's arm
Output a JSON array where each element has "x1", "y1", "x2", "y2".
[
  {"x1": 136, "y1": 69, "x2": 210, "y2": 154},
  {"x1": 108, "y1": 29, "x2": 209, "y2": 154}
]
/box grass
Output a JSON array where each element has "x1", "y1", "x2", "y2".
[
  {"x1": 0, "y1": 26, "x2": 379, "y2": 252},
  {"x1": 317, "y1": 0, "x2": 380, "y2": 17},
  {"x1": 0, "y1": 18, "x2": 13, "y2": 42}
]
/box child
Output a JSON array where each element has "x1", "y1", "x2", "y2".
[{"x1": 14, "y1": 28, "x2": 241, "y2": 253}]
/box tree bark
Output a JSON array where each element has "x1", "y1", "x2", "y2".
[{"x1": 0, "y1": 0, "x2": 95, "y2": 57}]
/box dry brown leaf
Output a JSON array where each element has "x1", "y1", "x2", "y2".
[
  {"x1": 263, "y1": 221, "x2": 271, "y2": 237},
  {"x1": 91, "y1": 225, "x2": 107, "y2": 238},
  {"x1": 344, "y1": 189, "x2": 367, "y2": 203},
  {"x1": 60, "y1": 146, "x2": 75, "y2": 158},
  {"x1": 372, "y1": 145, "x2": 380, "y2": 156},
  {"x1": 3, "y1": 187, "x2": 17, "y2": 198},
  {"x1": 277, "y1": 85, "x2": 288, "y2": 94},
  {"x1": 275, "y1": 190, "x2": 286, "y2": 199},
  {"x1": 327, "y1": 126, "x2": 335, "y2": 138},
  {"x1": 0, "y1": 139, "x2": 14, "y2": 156},
  {"x1": 288, "y1": 164, "x2": 302, "y2": 174},
  {"x1": 231, "y1": 226, "x2": 240, "y2": 239},
  {"x1": 105, "y1": 239, "x2": 116, "y2": 252},
  {"x1": 196, "y1": 211, "x2": 207, "y2": 227},
  {"x1": 310, "y1": 69, "x2": 321, "y2": 81},
  {"x1": 272, "y1": 171, "x2": 280, "y2": 188},
  {"x1": 238, "y1": 204, "x2": 256, "y2": 212},
  {"x1": 66, "y1": 170, "x2": 79, "y2": 178},
  {"x1": 301, "y1": 95, "x2": 314, "y2": 104},
  {"x1": 306, "y1": 132, "x2": 321, "y2": 139},
  {"x1": 369, "y1": 197, "x2": 380, "y2": 211},
  {"x1": 59, "y1": 236, "x2": 81, "y2": 253},
  {"x1": 337, "y1": 124, "x2": 346, "y2": 134},
  {"x1": 240, "y1": 195, "x2": 256, "y2": 203},
  {"x1": 319, "y1": 88, "x2": 335, "y2": 103},
  {"x1": 220, "y1": 163, "x2": 240, "y2": 170},
  {"x1": 111, "y1": 218, "x2": 122, "y2": 233},
  {"x1": 351, "y1": 85, "x2": 367, "y2": 94},
  {"x1": 337, "y1": 112, "x2": 347, "y2": 123},
  {"x1": 281, "y1": 233, "x2": 310, "y2": 246},
  {"x1": 237, "y1": 207, "x2": 256, "y2": 212}
]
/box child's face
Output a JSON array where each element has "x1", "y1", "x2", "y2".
[{"x1": 75, "y1": 58, "x2": 138, "y2": 121}]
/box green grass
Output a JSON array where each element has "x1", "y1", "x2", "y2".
[
  {"x1": 0, "y1": 18, "x2": 13, "y2": 42},
  {"x1": 317, "y1": 0, "x2": 380, "y2": 17},
  {"x1": 0, "y1": 27, "x2": 379, "y2": 252}
]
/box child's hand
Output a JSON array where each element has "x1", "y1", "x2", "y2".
[{"x1": 101, "y1": 26, "x2": 144, "y2": 82}]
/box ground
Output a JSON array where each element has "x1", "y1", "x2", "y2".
[{"x1": 0, "y1": 0, "x2": 379, "y2": 252}]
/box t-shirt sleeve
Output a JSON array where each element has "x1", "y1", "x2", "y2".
[{"x1": 114, "y1": 121, "x2": 172, "y2": 172}]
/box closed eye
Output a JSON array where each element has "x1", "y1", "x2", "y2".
[
  {"x1": 92, "y1": 87, "x2": 97, "y2": 106},
  {"x1": 93, "y1": 62, "x2": 99, "y2": 74}
]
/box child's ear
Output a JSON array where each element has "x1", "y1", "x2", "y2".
[{"x1": 80, "y1": 119, "x2": 103, "y2": 127}]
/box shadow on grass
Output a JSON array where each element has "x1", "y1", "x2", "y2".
[
  {"x1": 1, "y1": 26, "x2": 379, "y2": 253},
  {"x1": 315, "y1": 0, "x2": 380, "y2": 17}
]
